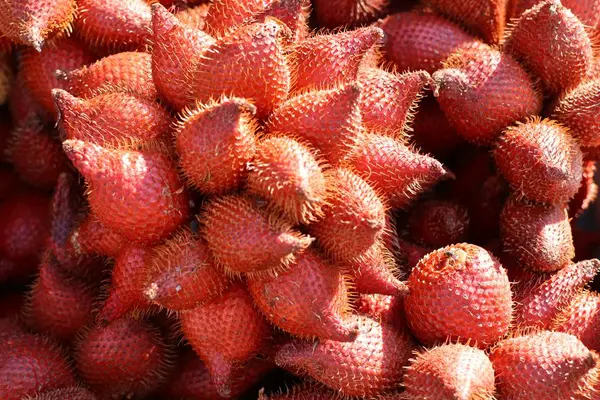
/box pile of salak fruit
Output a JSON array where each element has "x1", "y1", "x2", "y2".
[{"x1": 2, "y1": 0, "x2": 600, "y2": 399}]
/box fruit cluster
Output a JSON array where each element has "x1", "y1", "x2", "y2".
[{"x1": 1, "y1": 0, "x2": 600, "y2": 399}]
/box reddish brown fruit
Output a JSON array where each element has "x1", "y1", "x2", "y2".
[
  {"x1": 569, "y1": 160, "x2": 598, "y2": 219},
  {"x1": 74, "y1": 317, "x2": 173, "y2": 398},
  {"x1": 0, "y1": 114, "x2": 11, "y2": 163},
  {"x1": 358, "y1": 68, "x2": 430, "y2": 135},
  {"x1": 505, "y1": 0, "x2": 593, "y2": 94},
  {"x1": 258, "y1": 383, "x2": 338, "y2": 399},
  {"x1": 175, "y1": 97, "x2": 257, "y2": 196},
  {"x1": 0, "y1": 169, "x2": 20, "y2": 201},
  {"x1": 275, "y1": 315, "x2": 415, "y2": 397},
  {"x1": 513, "y1": 259, "x2": 600, "y2": 329},
  {"x1": 343, "y1": 133, "x2": 453, "y2": 208},
  {"x1": 64, "y1": 51, "x2": 157, "y2": 100},
  {"x1": 512, "y1": 0, "x2": 600, "y2": 30},
  {"x1": 501, "y1": 196, "x2": 574, "y2": 273},
  {"x1": 494, "y1": 118, "x2": 583, "y2": 204},
  {"x1": 255, "y1": 0, "x2": 310, "y2": 43},
  {"x1": 397, "y1": 238, "x2": 432, "y2": 275},
  {"x1": 403, "y1": 343, "x2": 496, "y2": 400},
  {"x1": 432, "y1": 43, "x2": 542, "y2": 144},
  {"x1": 552, "y1": 291, "x2": 600, "y2": 352},
  {"x1": 63, "y1": 139, "x2": 190, "y2": 244},
  {"x1": 356, "y1": 293, "x2": 406, "y2": 331},
  {"x1": 490, "y1": 331, "x2": 598, "y2": 399},
  {"x1": 49, "y1": 173, "x2": 82, "y2": 268},
  {"x1": 0, "y1": 333, "x2": 76, "y2": 400},
  {"x1": 247, "y1": 136, "x2": 327, "y2": 225},
  {"x1": 144, "y1": 229, "x2": 229, "y2": 311},
  {"x1": 408, "y1": 200, "x2": 469, "y2": 248},
  {"x1": 350, "y1": 242, "x2": 408, "y2": 296},
  {"x1": 20, "y1": 37, "x2": 94, "y2": 117},
  {"x1": 0, "y1": 0, "x2": 76, "y2": 50},
  {"x1": 0, "y1": 52, "x2": 13, "y2": 105},
  {"x1": 201, "y1": 195, "x2": 313, "y2": 276},
  {"x1": 74, "y1": 0, "x2": 153, "y2": 51},
  {"x1": 552, "y1": 78, "x2": 600, "y2": 147},
  {"x1": 248, "y1": 248, "x2": 357, "y2": 341},
  {"x1": 8, "y1": 69, "x2": 42, "y2": 125},
  {"x1": 26, "y1": 387, "x2": 98, "y2": 400},
  {"x1": 151, "y1": 4, "x2": 215, "y2": 109},
  {"x1": 176, "y1": 3, "x2": 210, "y2": 30},
  {"x1": 290, "y1": 27, "x2": 383, "y2": 93},
  {"x1": 180, "y1": 283, "x2": 271, "y2": 397},
  {"x1": 53, "y1": 89, "x2": 171, "y2": 146},
  {"x1": 405, "y1": 243, "x2": 513, "y2": 347},
  {"x1": 192, "y1": 19, "x2": 290, "y2": 119},
  {"x1": 266, "y1": 84, "x2": 362, "y2": 164},
  {"x1": 312, "y1": 0, "x2": 390, "y2": 28}
]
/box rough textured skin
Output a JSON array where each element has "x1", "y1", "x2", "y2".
[
  {"x1": 349, "y1": 242, "x2": 408, "y2": 296},
  {"x1": 201, "y1": 195, "x2": 313, "y2": 276},
  {"x1": 175, "y1": 97, "x2": 257, "y2": 196},
  {"x1": 569, "y1": 160, "x2": 598, "y2": 219},
  {"x1": 8, "y1": 70, "x2": 42, "y2": 125},
  {"x1": 312, "y1": 0, "x2": 390, "y2": 28},
  {"x1": 494, "y1": 118, "x2": 583, "y2": 204},
  {"x1": 144, "y1": 229, "x2": 229, "y2": 311},
  {"x1": 258, "y1": 384, "x2": 339, "y2": 399},
  {"x1": 290, "y1": 27, "x2": 384, "y2": 92},
  {"x1": 356, "y1": 293, "x2": 406, "y2": 331},
  {"x1": 180, "y1": 284, "x2": 271, "y2": 398},
  {"x1": 505, "y1": 0, "x2": 593, "y2": 94},
  {"x1": 552, "y1": 78, "x2": 600, "y2": 147},
  {"x1": 151, "y1": 4, "x2": 216, "y2": 109},
  {"x1": 276, "y1": 315, "x2": 415, "y2": 397},
  {"x1": 501, "y1": 196, "x2": 574, "y2": 273},
  {"x1": 0, "y1": 53, "x2": 13, "y2": 106},
  {"x1": 74, "y1": 317, "x2": 172, "y2": 399},
  {"x1": 512, "y1": 0, "x2": 600, "y2": 31},
  {"x1": 0, "y1": 0, "x2": 76, "y2": 49},
  {"x1": 358, "y1": 68, "x2": 430, "y2": 135},
  {"x1": 405, "y1": 243, "x2": 513, "y2": 347},
  {"x1": 432, "y1": 43, "x2": 542, "y2": 144},
  {"x1": 53, "y1": 89, "x2": 171, "y2": 146},
  {"x1": 74, "y1": 0, "x2": 153, "y2": 51},
  {"x1": 20, "y1": 37, "x2": 94, "y2": 117},
  {"x1": 176, "y1": 3, "x2": 210, "y2": 30},
  {"x1": 67, "y1": 213, "x2": 125, "y2": 260},
  {"x1": 0, "y1": 333, "x2": 76, "y2": 400},
  {"x1": 248, "y1": 248, "x2": 357, "y2": 341},
  {"x1": 490, "y1": 331, "x2": 599, "y2": 400},
  {"x1": 343, "y1": 133, "x2": 452, "y2": 208},
  {"x1": 512, "y1": 259, "x2": 600, "y2": 329},
  {"x1": 266, "y1": 84, "x2": 362, "y2": 164},
  {"x1": 192, "y1": 19, "x2": 290, "y2": 119},
  {"x1": 65, "y1": 52, "x2": 157, "y2": 100},
  {"x1": 26, "y1": 387, "x2": 98, "y2": 400},
  {"x1": 62, "y1": 139, "x2": 190, "y2": 244},
  {"x1": 552, "y1": 291, "x2": 600, "y2": 352},
  {"x1": 48, "y1": 173, "x2": 82, "y2": 268},
  {"x1": 403, "y1": 343, "x2": 496, "y2": 400},
  {"x1": 408, "y1": 200, "x2": 469, "y2": 248},
  {"x1": 380, "y1": 11, "x2": 481, "y2": 74},
  {"x1": 247, "y1": 136, "x2": 327, "y2": 225}
]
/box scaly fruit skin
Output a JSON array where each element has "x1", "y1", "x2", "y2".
[
  {"x1": 552, "y1": 291, "x2": 600, "y2": 352},
  {"x1": 247, "y1": 136, "x2": 327, "y2": 225},
  {"x1": 552, "y1": 78, "x2": 600, "y2": 147},
  {"x1": 494, "y1": 118, "x2": 583, "y2": 204},
  {"x1": 512, "y1": 0, "x2": 600, "y2": 30},
  {"x1": 0, "y1": 53, "x2": 13, "y2": 106},
  {"x1": 68, "y1": 214, "x2": 125, "y2": 259},
  {"x1": 258, "y1": 383, "x2": 338, "y2": 399},
  {"x1": 49, "y1": 173, "x2": 82, "y2": 268},
  {"x1": 504, "y1": 0, "x2": 593, "y2": 94},
  {"x1": 405, "y1": 243, "x2": 513, "y2": 347},
  {"x1": 26, "y1": 387, "x2": 98, "y2": 400},
  {"x1": 490, "y1": 331, "x2": 598, "y2": 400},
  {"x1": 312, "y1": 0, "x2": 390, "y2": 28},
  {"x1": 276, "y1": 315, "x2": 415, "y2": 397},
  {"x1": 8, "y1": 69, "x2": 42, "y2": 125},
  {"x1": 501, "y1": 196, "x2": 574, "y2": 273},
  {"x1": 569, "y1": 160, "x2": 598, "y2": 219},
  {"x1": 0, "y1": 0, "x2": 76, "y2": 50},
  {"x1": 343, "y1": 133, "x2": 452, "y2": 208},
  {"x1": 180, "y1": 283, "x2": 271, "y2": 398},
  {"x1": 74, "y1": 317, "x2": 172, "y2": 399},
  {"x1": 248, "y1": 248, "x2": 357, "y2": 341},
  {"x1": 403, "y1": 343, "x2": 496, "y2": 400},
  {"x1": 144, "y1": 229, "x2": 229, "y2": 311},
  {"x1": 53, "y1": 89, "x2": 171, "y2": 146},
  {"x1": 63, "y1": 139, "x2": 190, "y2": 245},
  {"x1": 151, "y1": 4, "x2": 215, "y2": 109},
  {"x1": 176, "y1": 3, "x2": 210, "y2": 30},
  {"x1": 175, "y1": 97, "x2": 257, "y2": 196},
  {"x1": 65, "y1": 51, "x2": 157, "y2": 100},
  {"x1": 432, "y1": 43, "x2": 542, "y2": 144},
  {"x1": 25, "y1": 254, "x2": 95, "y2": 341},
  {"x1": 74, "y1": 0, "x2": 153, "y2": 51},
  {"x1": 311, "y1": 168, "x2": 386, "y2": 262},
  {"x1": 290, "y1": 27, "x2": 383, "y2": 93},
  {"x1": 408, "y1": 200, "x2": 469, "y2": 248},
  {"x1": 192, "y1": 19, "x2": 290, "y2": 119},
  {"x1": 356, "y1": 293, "x2": 406, "y2": 331},
  {"x1": 266, "y1": 84, "x2": 362, "y2": 165},
  {"x1": 513, "y1": 259, "x2": 600, "y2": 329},
  {"x1": 203, "y1": 0, "x2": 274, "y2": 36},
  {"x1": 201, "y1": 195, "x2": 312, "y2": 276},
  {"x1": 20, "y1": 37, "x2": 94, "y2": 118},
  {"x1": 350, "y1": 242, "x2": 408, "y2": 296},
  {"x1": 0, "y1": 333, "x2": 76, "y2": 400}
]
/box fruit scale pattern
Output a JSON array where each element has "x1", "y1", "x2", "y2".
[{"x1": 1, "y1": 0, "x2": 600, "y2": 399}]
